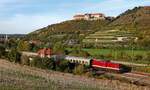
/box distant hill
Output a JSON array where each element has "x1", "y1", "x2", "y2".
[
  {"x1": 0, "y1": 34, "x2": 26, "y2": 38},
  {"x1": 0, "y1": 34, "x2": 26, "y2": 43}
]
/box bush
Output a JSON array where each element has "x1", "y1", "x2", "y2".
[
  {"x1": 8, "y1": 49, "x2": 21, "y2": 63},
  {"x1": 73, "y1": 65, "x2": 85, "y2": 75},
  {"x1": 29, "y1": 56, "x2": 42, "y2": 68},
  {"x1": 133, "y1": 55, "x2": 143, "y2": 61},
  {"x1": 42, "y1": 57, "x2": 56, "y2": 70},
  {"x1": 20, "y1": 55, "x2": 29, "y2": 65},
  {"x1": 143, "y1": 53, "x2": 150, "y2": 64},
  {"x1": 30, "y1": 57, "x2": 56, "y2": 70},
  {"x1": 56, "y1": 60, "x2": 69, "y2": 72},
  {"x1": 69, "y1": 49, "x2": 90, "y2": 57},
  {"x1": 0, "y1": 44, "x2": 6, "y2": 58}
]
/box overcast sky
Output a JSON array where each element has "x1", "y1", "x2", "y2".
[{"x1": 0, "y1": 0, "x2": 149, "y2": 34}]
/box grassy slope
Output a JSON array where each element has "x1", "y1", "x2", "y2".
[
  {"x1": 26, "y1": 20, "x2": 109, "y2": 41},
  {"x1": 109, "y1": 6, "x2": 150, "y2": 30},
  {"x1": 0, "y1": 59, "x2": 149, "y2": 90}
]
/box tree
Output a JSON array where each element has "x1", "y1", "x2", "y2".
[
  {"x1": 8, "y1": 49, "x2": 21, "y2": 63},
  {"x1": 41, "y1": 57, "x2": 56, "y2": 70},
  {"x1": 0, "y1": 44, "x2": 5, "y2": 58},
  {"x1": 17, "y1": 40, "x2": 31, "y2": 51},
  {"x1": 20, "y1": 55, "x2": 29, "y2": 65},
  {"x1": 56, "y1": 60, "x2": 69, "y2": 72},
  {"x1": 53, "y1": 42, "x2": 65, "y2": 54},
  {"x1": 29, "y1": 56, "x2": 41, "y2": 67},
  {"x1": 69, "y1": 47, "x2": 90, "y2": 57},
  {"x1": 143, "y1": 53, "x2": 150, "y2": 64},
  {"x1": 6, "y1": 38, "x2": 18, "y2": 49},
  {"x1": 30, "y1": 57, "x2": 56, "y2": 70},
  {"x1": 73, "y1": 65, "x2": 85, "y2": 75}
]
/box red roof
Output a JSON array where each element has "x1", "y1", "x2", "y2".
[
  {"x1": 37, "y1": 48, "x2": 52, "y2": 56},
  {"x1": 92, "y1": 13, "x2": 102, "y2": 15},
  {"x1": 144, "y1": 6, "x2": 150, "y2": 9},
  {"x1": 91, "y1": 13, "x2": 104, "y2": 16},
  {"x1": 73, "y1": 15, "x2": 84, "y2": 17},
  {"x1": 46, "y1": 48, "x2": 51, "y2": 55}
]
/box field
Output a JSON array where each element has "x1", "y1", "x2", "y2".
[
  {"x1": 83, "y1": 48, "x2": 150, "y2": 63},
  {"x1": 0, "y1": 59, "x2": 150, "y2": 90},
  {"x1": 83, "y1": 48, "x2": 149, "y2": 56}
]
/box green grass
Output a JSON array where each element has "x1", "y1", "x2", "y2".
[
  {"x1": 66, "y1": 48, "x2": 150, "y2": 65},
  {"x1": 132, "y1": 66, "x2": 150, "y2": 73},
  {"x1": 83, "y1": 48, "x2": 150, "y2": 56},
  {"x1": 83, "y1": 48, "x2": 150, "y2": 64}
]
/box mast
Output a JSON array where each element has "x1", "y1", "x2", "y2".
[{"x1": 5, "y1": 34, "x2": 8, "y2": 41}]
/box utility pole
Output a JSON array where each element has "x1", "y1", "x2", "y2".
[
  {"x1": 95, "y1": 38, "x2": 98, "y2": 48},
  {"x1": 5, "y1": 34, "x2": 8, "y2": 41},
  {"x1": 131, "y1": 39, "x2": 134, "y2": 65}
]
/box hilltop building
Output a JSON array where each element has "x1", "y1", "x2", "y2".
[{"x1": 73, "y1": 13, "x2": 105, "y2": 20}]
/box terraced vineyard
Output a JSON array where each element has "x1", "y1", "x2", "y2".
[{"x1": 83, "y1": 30, "x2": 137, "y2": 44}]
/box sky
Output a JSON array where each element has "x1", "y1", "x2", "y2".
[{"x1": 0, "y1": 0, "x2": 149, "y2": 34}]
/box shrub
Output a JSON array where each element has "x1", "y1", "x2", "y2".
[
  {"x1": 69, "y1": 49, "x2": 90, "y2": 57},
  {"x1": 133, "y1": 55, "x2": 143, "y2": 61},
  {"x1": 20, "y1": 55, "x2": 29, "y2": 65},
  {"x1": 30, "y1": 57, "x2": 56, "y2": 70},
  {"x1": 8, "y1": 49, "x2": 21, "y2": 63},
  {"x1": 73, "y1": 65, "x2": 85, "y2": 75},
  {"x1": 0, "y1": 44, "x2": 5, "y2": 58},
  {"x1": 56, "y1": 60, "x2": 69, "y2": 72}
]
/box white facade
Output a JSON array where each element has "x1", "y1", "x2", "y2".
[
  {"x1": 65, "y1": 56, "x2": 91, "y2": 65},
  {"x1": 74, "y1": 13, "x2": 105, "y2": 20}
]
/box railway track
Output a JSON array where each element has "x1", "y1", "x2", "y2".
[
  {"x1": 121, "y1": 72, "x2": 150, "y2": 86},
  {"x1": 131, "y1": 71, "x2": 150, "y2": 76},
  {"x1": 105, "y1": 71, "x2": 150, "y2": 86}
]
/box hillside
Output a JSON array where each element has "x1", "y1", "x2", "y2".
[
  {"x1": 83, "y1": 30, "x2": 137, "y2": 46},
  {"x1": 1, "y1": 59, "x2": 150, "y2": 90},
  {"x1": 108, "y1": 6, "x2": 150, "y2": 31},
  {"x1": 83, "y1": 6, "x2": 150, "y2": 47},
  {"x1": 26, "y1": 20, "x2": 109, "y2": 45}
]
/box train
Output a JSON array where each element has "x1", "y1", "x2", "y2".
[
  {"x1": 64, "y1": 56, "x2": 131, "y2": 73},
  {"x1": 37, "y1": 48, "x2": 131, "y2": 73}
]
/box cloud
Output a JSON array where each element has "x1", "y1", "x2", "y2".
[{"x1": 0, "y1": 14, "x2": 67, "y2": 34}]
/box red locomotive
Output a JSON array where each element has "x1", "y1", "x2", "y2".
[{"x1": 91, "y1": 59, "x2": 131, "y2": 73}]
